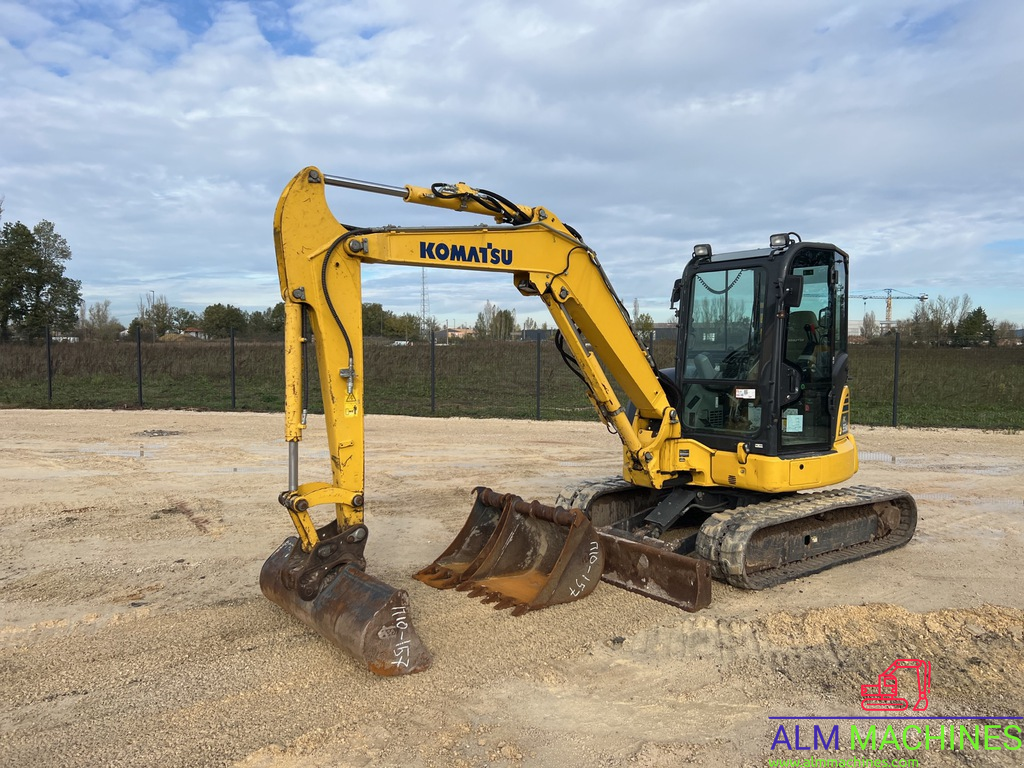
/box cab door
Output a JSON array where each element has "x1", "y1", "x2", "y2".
[{"x1": 779, "y1": 249, "x2": 846, "y2": 451}]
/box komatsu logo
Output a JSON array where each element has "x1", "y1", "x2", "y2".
[{"x1": 419, "y1": 241, "x2": 513, "y2": 266}]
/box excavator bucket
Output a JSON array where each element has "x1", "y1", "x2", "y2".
[
  {"x1": 413, "y1": 487, "x2": 512, "y2": 589},
  {"x1": 261, "y1": 536, "x2": 431, "y2": 676},
  {"x1": 415, "y1": 487, "x2": 604, "y2": 615},
  {"x1": 556, "y1": 478, "x2": 714, "y2": 612}
]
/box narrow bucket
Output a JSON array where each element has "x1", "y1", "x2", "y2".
[
  {"x1": 261, "y1": 537, "x2": 431, "y2": 676},
  {"x1": 417, "y1": 488, "x2": 604, "y2": 615}
]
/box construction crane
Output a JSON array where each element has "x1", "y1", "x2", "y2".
[{"x1": 851, "y1": 289, "x2": 928, "y2": 332}]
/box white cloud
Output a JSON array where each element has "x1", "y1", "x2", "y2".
[{"x1": 0, "y1": 0, "x2": 1022, "y2": 329}]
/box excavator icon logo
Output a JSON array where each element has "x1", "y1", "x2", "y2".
[{"x1": 860, "y1": 659, "x2": 931, "y2": 712}]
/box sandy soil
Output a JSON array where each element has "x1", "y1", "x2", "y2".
[{"x1": 1, "y1": 409, "x2": 1022, "y2": 767}]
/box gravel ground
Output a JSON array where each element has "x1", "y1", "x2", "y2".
[{"x1": 1, "y1": 410, "x2": 1022, "y2": 767}]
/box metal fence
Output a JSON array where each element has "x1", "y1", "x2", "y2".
[
  {"x1": 4, "y1": 329, "x2": 1022, "y2": 429},
  {"x1": 2, "y1": 328, "x2": 612, "y2": 420}
]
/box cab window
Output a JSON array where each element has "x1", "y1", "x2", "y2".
[{"x1": 680, "y1": 267, "x2": 765, "y2": 435}]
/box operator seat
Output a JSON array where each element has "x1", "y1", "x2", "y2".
[
  {"x1": 786, "y1": 311, "x2": 818, "y2": 364},
  {"x1": 694, "y1": 352, "x2": 717, "y2": 379}
]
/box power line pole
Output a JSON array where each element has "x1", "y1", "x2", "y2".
[{"x1": 419, "y1": 268, "x2": 430, "y2": 337}]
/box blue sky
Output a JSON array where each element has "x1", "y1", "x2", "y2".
[{"x1": 2, "y1": 0, "x2": 1022, "y2": 330}]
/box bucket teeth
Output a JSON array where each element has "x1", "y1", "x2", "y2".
[
  {"x1": 412, "y1": 486, "x2": 507, "y2": 589},
  {"x1": 427, "y1": 574, "x2": 463, "y2": 589},
  {"x1": 415, "y1": 487, "x2": 605, "y2": 614},
  {"x1": 415, "y1": 566, "x2": 463, "y2": 589}
]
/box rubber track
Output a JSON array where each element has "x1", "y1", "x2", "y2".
[
  {"x1": 695, "y1": 485, "x2": 917, "y2": 590},
  {"x1": 554, "y1": 476, "x2": 632, "y2": 512}
]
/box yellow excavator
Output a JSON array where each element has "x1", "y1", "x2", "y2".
[{"x1": 261, "y1": 167, "x2": 917, "y2": 676}]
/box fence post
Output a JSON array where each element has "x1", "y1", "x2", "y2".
[
  {"x1": 46, "y1": 325, "x2": 54, "y2": 403},
  {"x1": 230, "y1": 328, "x2": 237, "y2": 409},
  {"x1": 430, "y1": 330, "x2": 436, "y2": 414},
  {"x1": 535, "y1": 336, "x2": 541, "y2": 420},
  {"x1": 136, "y1": 325, "x2": 144, "y2": 406},
  {"x1": 892, "y1": 331, "x2": 901, "y2": 427}
]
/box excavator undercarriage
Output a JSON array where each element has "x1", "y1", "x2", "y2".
[
  {"x1": 556, "y1": 478, "x2": 917, "y2": 593},
  {"x1": 259, "y1": 166, "x2": 920, "y2": 676}
]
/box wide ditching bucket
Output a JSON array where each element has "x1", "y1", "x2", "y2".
[
  {"x1": 415, "y1": 487, "x2": 603, "y2": 615},
  {"x1": 261, "y1": 531, "x2": 431, "y2": 677},
  {"x1": 413, "y1": 488, "x2": 514, "y2": 590}
]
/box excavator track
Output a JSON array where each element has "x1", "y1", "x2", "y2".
[
  {"x1": 696, "y1": 485, "x2": 917, "y2": 590},
  {"x1": 559, "y1": 479, "x2": 916, "y2": 595}
]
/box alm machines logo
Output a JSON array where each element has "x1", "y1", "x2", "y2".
[
  {"x1": 860, "y1": 659, "x2": 930, "y2": 712},
  {"x1": 769, "y1": 656, "x2": 1024, "y2": 756}
]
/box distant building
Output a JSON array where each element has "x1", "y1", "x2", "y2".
[
  {"x1": 651, "y1": 323, "x2": 678, "y2": 342},
  {"x1": 436, "y1": 326, "x2": 474, "y2": 343},
  {"x1": 521, "y1": 328, "x2": 557, "y2": 342}
]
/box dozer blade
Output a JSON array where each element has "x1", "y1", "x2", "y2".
[
  {"x1": 261, "y1": 537, "x2": 431, "y2": 676},
  {"x1": 416, "y1": 487, "x2": 604, "y2": 615},
  {"x1": 557, "y1": 477, "x2": 714, "y2": 612},
  {"x1": 413, "y1": 487, "x2": 511, "y2": 588},
  {"x1": 597, "y1": 528, "x2": 712, "y2": 612}
]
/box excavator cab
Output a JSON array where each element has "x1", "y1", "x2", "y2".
[
  {"x1": 577, "y1": 233, "x2": 914, "y2": 591},
  {"x1": 673, "y1": 235, "x2": 850, "y2": 457}
]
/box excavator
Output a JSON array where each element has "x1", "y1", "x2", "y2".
[
  {"x1": 861, "y1": 659, "x2": 931, "y2": 711},
  {"x1": 261, "y1": 167, "x2": 917, "y2": 676}
]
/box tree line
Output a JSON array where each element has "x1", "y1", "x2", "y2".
[
  {"x1": 0, "y1": 206, "x2": 664, "y2": 344},
  {"x1": 0, "y1": 209, "x2": 439, "y2": 342},
  {"x1": 861, "y1": 294, "x2": 1019, "y2": 346},
  {"x1": 7, "y1": 208, "x2": 1015, "y2": 347},
  {"x1": 120, "y1": 295, "x2": 286, "y2": 341},
  {"x1": 0, "y1": 206, "x2": 529, "y2": 341}
]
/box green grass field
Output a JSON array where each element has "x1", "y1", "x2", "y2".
[{"x1": 1, "y1": 339, "x2": 1022, "y2": 430}]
